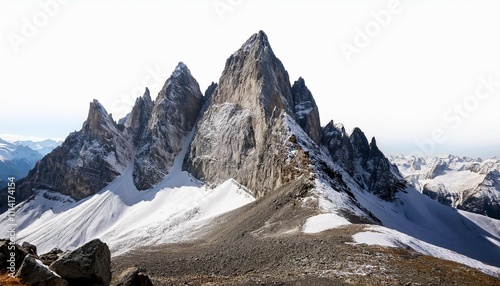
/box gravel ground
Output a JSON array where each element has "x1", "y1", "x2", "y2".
[
  {"x1": 112, "y1": 178, "x2": 500, "y2": 285},
  {"x1": 112, "y1": 225, "x2": 500, "y2": 286}
]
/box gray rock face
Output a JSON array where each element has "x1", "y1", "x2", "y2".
[
  {"x1": 183, "y1": 31, "x2": 314, "y2": 198},
  {"x1": 39, "y1": 248, "x2": 64, "y2": 266},
  {"x1": 291, "y1": 77, "x2": 321, "y2": 144},
  {"x1": 16, "y1": 100, "x2": 133, "y2": 201},
  {"x1": 133, "y1": 62, "x2": 203, "y2": 190},
  {"x1": 322, "y1": 122, "x2": 405, "y2": 200},
  {"x1": 50, "y1": 239, "x2": 111, "y2": 286},
  {"x1": 321, "y1": 121, "x2": 355, "y2": 174},
  {"x1": 111, "y1": 267, "x2": 153, "y2": 286},
  {"x1": 11, "y1": 62, "x2": 203, "y2": 202},
  {"x1": 16, "y1": 255, "x2": 68, "y2": 286},
  {"x1": 124, "y1": 88, "x2": 154, "y2": 146}
]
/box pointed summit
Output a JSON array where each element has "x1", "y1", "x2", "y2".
[
  {"x1": 291, "y1": 77, "x2": 321, "y2": 144},
  {"x1": 184, "y1": 31, "x2": 313, "y2": 197},
  {"x1": 82, "y1": 99, "x2": 118, "y2": 143},
  {"x1": 240, "y1": 30, "x2": 271, "y2": 53},
  {"x1": 125, "y1": 88, "x2": 154, "y2": 146},
  {"x1": 16, "y1": 99, "x2": 133, "y2": 201},
  {"x1": 133, "y1": 63, "x2": 203, "y2": 190},
  {"x1": 322, "y1": 125, "x2": 404, "y2": 200},
  {"x1": 213, "y1": 31, "x2": 295, "y2": 119},
  {"x1": 172, "y1": 62, "x2": 189, "y2": 78}
]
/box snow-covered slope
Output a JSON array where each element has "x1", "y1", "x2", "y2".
[
  {"x1": 390, "y1": 155, "x2": 500, "y2": 219},
  {"x1": 283, "y1": 117, "x2": 500, "y2": 272},
  {"x1": 0, "y1": 137, "x2": 255, "y2": 256}
]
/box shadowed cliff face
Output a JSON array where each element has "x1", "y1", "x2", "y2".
[
  {"x1": 15, "y1": 100, "x2": 133, "y2": 201},
  {"x1": 321, "y1": 122, "x2": 405, "y2": 201},
  {"x1": 292, "y1": 77, "x2": 321, "y2": 144},
  {"x1": 133, "y1": 63, "x2": 203, "y2": 190},
  {"x1": 124, "y1": 88, "x2": 154, "y2": 146}
]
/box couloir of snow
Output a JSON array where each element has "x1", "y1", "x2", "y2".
[{"x1": 0, "y1": 136, "x2": 255, "y2": 256}]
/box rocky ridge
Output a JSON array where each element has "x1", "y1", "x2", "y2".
[{"x1": 6, "y1": 63, "x2": 204, "y2": 207}]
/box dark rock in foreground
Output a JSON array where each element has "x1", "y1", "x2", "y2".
[
  {"x1": 50, "y1": 239, "x2": 111, "y2": 286},
  {"x1": 111, "y1": 266, "x2": 153, "y2": 286},
  {"x1": 16, "y1": 254, "x2": 68, "y2": 286}
]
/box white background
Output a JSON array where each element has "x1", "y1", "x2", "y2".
[{"x1": 1, "y1": 0, "x2": 499, "y2": 158}]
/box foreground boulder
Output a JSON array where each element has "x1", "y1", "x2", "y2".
[
  {"x1": 0, "y1": 239, "x2": 31, "y2": 271},
  {"x1": 50, "y1": 239, "x2": 111, "y2": 286},
  {"x1": 111, "y1": 267, "x2": 153, "y2": 286},
  {"x1": 39, "y1": 248, "x2": 64, "y2": 266},
  {"x1": 16, "y1": 254, "x2": 68, "y2": 286}
]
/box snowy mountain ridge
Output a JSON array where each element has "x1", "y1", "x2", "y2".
[
  {"x1": 0, "y1": 138, "x2": 60, "y2": 189},
  {"x1": 389, "y1": 154, "x2": 500, "y2": 219}
]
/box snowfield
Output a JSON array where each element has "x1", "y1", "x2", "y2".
[
  {"x1": 2, "y1": 168, "x2": 255, "y2": 256},
  {"x1": 0, "y1": 136, "x2": 255, "y2": 256}
]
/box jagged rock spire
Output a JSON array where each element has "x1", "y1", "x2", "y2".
[
  {"x1": 133, "y1": 62, "x2": 203, "y2": 190},
  {"x1": 214, "y1": 30, "x2": 295, "y2": 119},
  {"x1": 291, "y1": 77, "x2": 321, "y2": 144},
  {"x1": 322, "y1": 124, "x2": 404, "y2": 200},
  {"x1": 124, "y1": 88, "x2": 154, "y2": 146}
]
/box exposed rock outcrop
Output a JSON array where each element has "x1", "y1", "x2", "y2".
[
  {"x1": 291, "y1": 77, "x2": 321, "y2": 144},
  {"x1": 16, "y1": 255, "x2": 68, "y2": 286},
  {"x1": 123, "y1": 88, "x2": 154, "y2": 146},
  {"x1": 39, "y1": 248, "x2": 64, "y2": 266},
  {"x1": 133, "y1": 62, "x2": 203, "y2": 190},
  {"x1": 183, "y1": 31, "x2": 314, "y2": 198},
  {"x1": 50, "y1": 239, "x2": 111, "y2": 286},
  {"x1": 0, "y1": 239, "x2": 31, "y2": 271},
  {"x1": 458, "y1": 169, "x2": 500, "y2": 219},
  {"x1": 322, "y1": 122, "x2": 405, "y2": 200},
  {"x1": 111, "y1": 267, "x2": 153, "y2": 286},
  {"x1": 15, "y1": 100, "x2": 133, "y2": 201}
]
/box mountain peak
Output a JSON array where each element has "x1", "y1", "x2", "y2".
[
  {"x1": 291, "y1": 77, "x2": 321, "y2": 144},
  {"x1": 243, "y1": 30, "x2": 270, "y2": 50},
  {"x1": 172, "y1": 62, "x2": 189, "y2": 77},
  {"x1": 133, "y1": 63, "x2": 203, "y2": 190},
  {"x1": 83, "y1": 99, "x2": 117, "y2": 142}
]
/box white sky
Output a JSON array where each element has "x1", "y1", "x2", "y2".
[{"x1": 1, "y1": 0, "x2": 499, "y2": 158}]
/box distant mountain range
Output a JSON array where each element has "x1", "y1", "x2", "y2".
[
  {"x1": 390, "y1": 154, "x2": 500, "y2": 220},
  {"x1": 0, "y1": 138, "x2": 60, "y2": 189}
]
